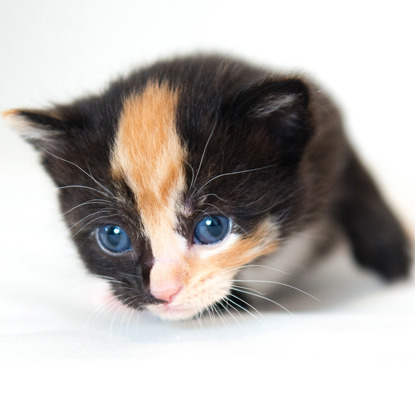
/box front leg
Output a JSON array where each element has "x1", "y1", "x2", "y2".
[{"x1": 334, "y1": 151, "x2": 412, "y2": 280}]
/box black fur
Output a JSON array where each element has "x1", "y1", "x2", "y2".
[
  {"x1": 333, "y1": 152, "x2": 411, "y2": 280},
  {"x1": 9, "y1": 54, "x2": 412, "y2": 316}
]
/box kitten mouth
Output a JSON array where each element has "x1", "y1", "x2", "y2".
[{"x1": 147, "y1": 302, "x2": 200, "y2": 321}]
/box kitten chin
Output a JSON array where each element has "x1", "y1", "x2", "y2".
[{"x1": 4, "y1": 54, "x2": 412, "y2": 321}]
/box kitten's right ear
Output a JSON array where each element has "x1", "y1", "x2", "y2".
[{"x1": 2, "y1": 108, "x2": 72, "y2": 150}]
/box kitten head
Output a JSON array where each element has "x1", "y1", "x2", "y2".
[{"x1": 4, "y1": 56, "x2": 312, "y2": 320}]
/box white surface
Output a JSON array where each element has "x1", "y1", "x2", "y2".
[{"x1": 1, "y1": 1, "x2": 414, "y2": 414}]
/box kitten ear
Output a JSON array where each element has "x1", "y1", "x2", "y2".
[
  {"x1": 235, "y1": 78, "x2": 312, "y2": 164},
  {"x1": 2, "y1": 107, "x2": 73, "y2": 150},
  {"x1": 244, "y1": 78, "x2": 309, "y2": 118}
]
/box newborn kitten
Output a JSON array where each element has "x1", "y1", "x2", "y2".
[{"x1": 4, "y1": 55, "x2": 412, "y2": 320}]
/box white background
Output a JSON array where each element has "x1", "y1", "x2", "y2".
[{"x1": 0, "y1": 1, "x2": 414, "y2": 414}]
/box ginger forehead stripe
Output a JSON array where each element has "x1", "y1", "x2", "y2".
[{"x1": 111, "y1": 83, "x2": 187, "y2": 254}]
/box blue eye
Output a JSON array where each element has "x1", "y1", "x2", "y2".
[
  {"x1": 97, "y1": 225, "x2": 132, "y2": 253},
  {"x1": 194, "y1": 215, "x2": 231, "y2": 245}
]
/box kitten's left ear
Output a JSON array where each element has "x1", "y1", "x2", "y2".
[
  {"x1": 242, "y1": 78, "x2": 309, "y2": 119},
  {"x1": 2, "y1": 107, "x2": 79, "y2": 151},
  {"x1": 233, "y1": 78, "x2": 312, "y2": 164}
]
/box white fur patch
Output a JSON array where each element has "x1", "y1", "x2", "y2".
[
  {"x1": 238, "y1": 221, "x2": 328, "y2": 293},
  {"x1": 252, "y1": 93, "x2": 298, "y2": 117},
  {"x1": 2, "y1": 110, "x2": 53, "y2": 140}
]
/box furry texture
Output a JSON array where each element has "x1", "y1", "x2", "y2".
[{"x1": 4, "y1": 54, "x2": 412, "y2": 320}]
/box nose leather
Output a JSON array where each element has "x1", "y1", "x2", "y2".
[{"x1": 150, "y1": 282, "x2": 182, "y2": 303}]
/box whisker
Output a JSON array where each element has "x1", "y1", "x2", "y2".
[
  {"x1": 57, "y1": 184, "x2": 114, "y2": 199},
  {"x1": 214, "y1": 263, "x2": 287, "y2": 280},
  {"x1": 62, "y1": 199, "x2": 116, "y2": 216},
  {"x1": 68, "y1": 209, "x2": 114, "y2": 231},
  {"x1": 231, "y1": 287, "x2": 293, "y2": 315},
  {"x1": 218, "y1": 298, "x2": 244, "y2": 327},
  {"x1": 90, "y1": 274, "x2": 130, "y2": 286},
  {"x1": 71, "y1": 214, "x2": 116, "y2": 238},
  {"x1": 232, "y1": 284, "x2": 265, "y2": 296},
  {"x1": 204, "y1": 304, "x2": 216, "y2": 327},
  {"x1": 190, "y1": 117, "x2": 218, "y2": 192},
  {"x1": 233, "y1": 278, "x2": 320, "y2": 302},
  {"x1": 108, "y1": 294, "x2": 132, "y2": 338},
  {"x1": 229, "y1": 263, "x2": 289, "y2": 275},
  {"x1": 226, "y1": 294, "x2": 265, "y2": 323},
  {"x1": 82, "y1": 291, "x2": 121, "y2": 332},
  {"x1": 185, "y1": 160, "x2": 195, "y2": 193},
  {"x1": 130, "y1": 309, "x2": 145, "y2": 330},
  {"x1": 248, "y1": 198, "x2": 294, "y2": 217},
  {"x1": 40, "y1": 146, "x2": 115, "y2": 197},
  {"x1": 119, "y1": 296, "x2": 138, "y2": 335},
  {"x1": 243, "y1": 191, "x2": 271, "y2": 207},
  {"x1": 198, "y1": 193, "x2": 229, "y2": 203},
  {"x1": 210, "y1": 301, "x2": 230, "y2": 330},
  {"x1": 86, "y1": 276, "x2": 138, "y2": 330},
  {"x1": 195, "y1": 163, "x2": 278, "y2": 196}
]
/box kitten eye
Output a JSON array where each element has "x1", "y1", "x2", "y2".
[
  {"x1": 193, "y1": 216, "x2": 231, "y2": 245},
  {"x1": 96, "y1": 225, "x2": 132, "y2": 253}
]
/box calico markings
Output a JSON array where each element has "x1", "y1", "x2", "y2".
[
  {"x1": 109, "y1": 81, "x2": 281, "y2": 317},
  {"x1": 111, "y1": 82, "x2": 190, "y2": 307},
  {"x1": 111, "y1": 82, "x2": 187, "y2": 257}
]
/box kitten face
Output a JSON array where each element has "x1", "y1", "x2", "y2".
[
  {"x1": 4, "y1": 56, "x2": 313, "y2": 320},
  {"x1": 108, "y1": 82, "x2": 281, "y2": 319}
]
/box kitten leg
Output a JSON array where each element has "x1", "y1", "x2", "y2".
[{"x1": 334, "y1": 152, "x2": 412, "y2": 280}]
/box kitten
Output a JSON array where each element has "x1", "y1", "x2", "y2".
[{"x1": 4, "y1": 54, "x2": 412, "y2": 320}]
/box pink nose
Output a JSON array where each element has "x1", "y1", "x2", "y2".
[{"x1": 150, "y1": 283, "x2": 183, "y2": 303}]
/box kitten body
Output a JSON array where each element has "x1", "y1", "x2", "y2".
[{"x1": 4, "y1": 55, "x2": 412, "y2": 320}]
